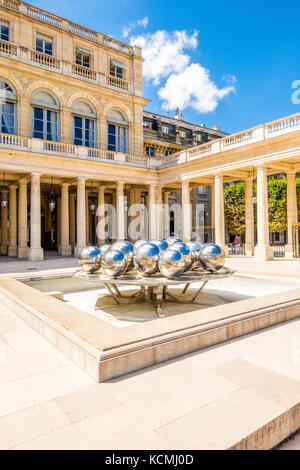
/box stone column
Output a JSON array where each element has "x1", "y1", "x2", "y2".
[
  {"x1": 28, "y1": 173, "x2": 44, "y2": 261},
  {"x1": 182, "y1": 182, "x2": 191, "y2": 242},
  {"x1": 163, "y1": 191, "x2": 170, "y2": 240},
  {"x1": 74, "y1": 177, "x2": 86, "y2": 258},
  {"x1": 0, "y1": 190, "x2": 8, "y2": 255},
  {"x1": 148, "y1": 185, "x2": 157, "y2": 239},
  {"x1": 210, "y1": 182, "x2": 215, "y2": 242},
  {"x1": 18, "y1": 180, "x2": 28, "y2": 258},
  {"x1": 97, "y1": 186, "x2": 106, "y2": 246},
  {"x1": 254, "y1": 167, "x2": 273, "y2": 260},
  {"x1": 214, "y1": 175, "x2": 227, "y2": 253},
  {"x1": 59, "y1": 183, "x2": 71, "y2": 256},
  {"x1": 135, "y1": 189, "x2": 142, "y2": 242},
  {"x1": 116, "y1": 182, "x2": 125, "y2": 241},
  {"x1": 111, "y1": 191, "x2": 117, "y2": 241},
  {"x1": 8, "y1": 185, "x2": 17, "y2": 257},
  {"x1": 157, "y1": 186, "x2": 163, "y2": 239},
  {"x1": 85, "y1": 189, "x2": 89, "y2": 245},
  {"x1": 56, "y1": 198, "x2": 61, "y2": 248},
  {"x1": 286, "y1": 170, "x2": 298, "y2": 258},
  {"x1": 245, "y1": 177, "x2": 254, "y2": 256},
  {"x1": 69, "y1": 193, "x2": 76, "y2": 250},
  {"x1": 144, "y1": 194, "x2": 149, "y2": 239}
]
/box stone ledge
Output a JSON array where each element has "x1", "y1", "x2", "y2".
[{"x1": 0, "y1": 276, "x2": 300, "y2": 383}]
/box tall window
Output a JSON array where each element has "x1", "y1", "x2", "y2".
[
  {"x1": 72, "y1": 100, "x2": 96, "y2": 148},
  {"x1": 110, "y1": 60, "x2": 125, "y2": 79},
  {"x1": 146, "y1": 146, "x2": 155, "y2": 157},
  {"x1": 0, "y1": 80, "x2": 16, "y2": 135},
  {"x1": 75, "y1": 48, "x2": 91, "y2": 68},
  {"x1": 107, "y1": 109, "x2": 128, "y2": 153},
  {"x1": 31, "y1": 90, "x2": 59, "y2": 141},
  {"x1": 36, "y1": 34, "x2": 53, "y2": 55},
  {"x1": 0, "y1": 21, "x2": 9, "y2": 41}
]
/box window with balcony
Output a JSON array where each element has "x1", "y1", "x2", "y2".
[
  {"x1": 36, "y1": 34, "x2": 53, "y2": 55},
  {"x1": 146, "y1": 146, "x2": 155, "y2": 157},
  {"x1": 75, "y1": 48, "x2": 91, "y2": 68},
  {"x1": 0, "y1": 79, "x2": 16, "y2": 135},
  {"x1": 110, "y1": 59, "x2": 125, "y2": 79},
  {"x1": 0, "y1": 21, "x2": 9, "y2": 42},
  {"x1": 72, "y1": 100, "x2": 96, "y2": 148},
  {"x1": 31, "y1": 90, "x2": 59, "y2": 141},
  {"x1": 107, "y1": 109, "x2": 128, "y2": 153}
]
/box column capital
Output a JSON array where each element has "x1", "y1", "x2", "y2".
[
  {"x1": 31, "y1": 172, "x2": 42, "y2": 178},
  {"x1": 286, "y1": 169, "x2": 297, "y2": 176},
  {"x1": 77, "y1": 177, "x2": 86, "y2": 183},
  {"x1": 61, "y1": 182, "x2": 70, "y2": 188},
  {"x1": 9, "y1": 184, "x2": 18, "y2": 190}
]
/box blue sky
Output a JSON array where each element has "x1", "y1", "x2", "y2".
[{"x1": 29, "y1": 0, "x2": 300, "y2": 133}]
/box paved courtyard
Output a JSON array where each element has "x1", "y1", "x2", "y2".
[{"x1": 0, "y1": 254, "x2": 300, "y2": 449}]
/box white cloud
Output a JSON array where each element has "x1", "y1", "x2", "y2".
[
  {"x1": 130, "y1": 30, "x2": 198, "y2": 85},
  {"x1": 130, "y1": 28, "x2": 236, "y2": 114},
  {"x1": 159, "y1": 64, "x2": 235, "y2": 113},
  {"x1": 122, "y1": 17, "x2": 149, "y2": 39}
]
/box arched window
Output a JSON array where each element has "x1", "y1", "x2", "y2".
[
  {"x1": 107, "y1": 109, "x2": 128, "y2": 153},
  {"x1": 0, "y1": 79, "x2": 17, "y2": 135},
  {"x1": 31, "y1": 90, "x2": 59, "y2": 141},
  {"x1": 72, "y1": 100, "x2": 96, "y2": 148}
]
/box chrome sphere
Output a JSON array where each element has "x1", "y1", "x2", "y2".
[
  {"x1": 111, "y1": 241, "x2": 134, "y2": 272},
  {"x1": 134, "y1": 239, "x2": 148, "y2": 252},
  {"x1": 186, "y1": 241, "x2": 202, "y2": 270},
  {"x1": 79, "y1": 246, "x2": 101, "y2": 273},
  {"x1": 133, "y1": 242, "x2": 160, "y2": 276},
  {"x1": 167, "y1": 236, "x2": 183, "y2": 246},
  {"x1": 150, "y1": 239, "x2": 169, "y2": 255},
  {"x1": 158, "y1": 249, "x2": 185, "y2": 279},
  {"x1": 101, "y1": 249, "x2": 127, "y2": 278},
  {"x1": 100, "y1": 244, "x2": 111, "y2": 258},
  {"x1": 200, "y1": 243, "x2": 225, "y2": 272},
  {"x1": 171, "y1": 242, "x2": 193, "y2": 272}
]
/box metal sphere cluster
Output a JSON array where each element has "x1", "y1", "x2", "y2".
[{"x1": 79, "y1": 240, "x2": 225, "y2": 279}]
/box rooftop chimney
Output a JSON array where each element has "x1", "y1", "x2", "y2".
[{"x1": 213, "y1": 124, "x2": 221, "y2": 131}]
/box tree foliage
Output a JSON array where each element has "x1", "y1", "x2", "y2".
[{"x1": 224, "y1": 177, "x2": 300, "y2": 234}]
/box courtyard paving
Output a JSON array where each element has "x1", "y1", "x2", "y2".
[{"x1": 0, "y1": 254, "x2": 299, "y2": 449}]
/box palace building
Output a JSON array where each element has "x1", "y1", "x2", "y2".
[{"x1": 0, "y1": 0, "x2": 299, "y2": 262}]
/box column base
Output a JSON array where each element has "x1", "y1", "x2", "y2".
[
  {"x1": 244, "y1": 244, "x2": 254, "y2": 257},
  {"x1": 74, "y1": 245, "x2": 86, "y2": 258},
  {"x1": 254, "y1": 245, "x2": 274, "y2": 261},
  {"x1": 58, "y1": 245, "x2": 72, "y2": 256},
  {"x1": 0, "y1": 245, "x2": 8, "y2": 255},
  {"x1": 27, "y1": 247, "x2": 44, "y2": 261},
  {"x1": 285, "y1": 245, "x2": 295, "y2": 259},
  {"x1": 8, "y1": 246, "x2": 17, "y2": 257},
  {"x1": 18, "y1": 246, "x2": 28, "y2": 258}
]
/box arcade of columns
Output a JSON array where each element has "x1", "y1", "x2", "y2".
[{"x1": 0, "y1": 167, "x2": 298, "y2": 261}]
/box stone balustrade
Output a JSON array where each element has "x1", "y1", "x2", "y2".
[
  {"x1": 0, "y1": 0, "x2": 137, "y2": 57},
  {"x1": 0, "y1": 111, "x2": 299, "y2": 170},
  {"x1": 0, "y1": 39, "x2": 135, "y2": 92}
]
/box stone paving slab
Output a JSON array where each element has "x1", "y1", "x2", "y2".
[{"x1": 0, "y1": 300, "x2": 300, "y2": 449}]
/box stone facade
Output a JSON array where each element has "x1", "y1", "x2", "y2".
[{"x1": 0, "y1": 1, "x2": 299, "y2": 262}]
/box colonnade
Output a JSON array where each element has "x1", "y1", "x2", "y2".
[{"x1": 0, "y1": 168, "x2": 298, "y2": 261}]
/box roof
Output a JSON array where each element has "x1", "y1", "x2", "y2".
[{"x1": 143, "y1": 110, "x2": 228, "y2": 137}]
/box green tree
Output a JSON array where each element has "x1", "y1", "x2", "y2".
[
  {"x1": 224, "y1": 177, "x2": 300, "y2": 235},
  {"x1": 224, "y1": 182, "x2": 245, "y2": 234}
]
